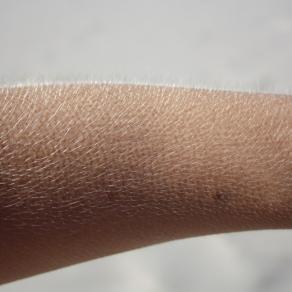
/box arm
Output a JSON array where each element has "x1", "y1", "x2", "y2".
[{"x1": 0, "y1": 83, "x2": 291, "y2": 283}]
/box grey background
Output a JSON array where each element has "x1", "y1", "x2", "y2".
[{"x1": 0, "y1": 0, "x2": 292, "y2": 291}]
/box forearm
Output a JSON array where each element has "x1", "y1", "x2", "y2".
[{"x1": 0, "y1": 84, "x2": 291, "y2": 283}]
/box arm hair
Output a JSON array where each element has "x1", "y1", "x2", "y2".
[{"x1": 0, "y1": 83, "x2": 291, "y2": 283}]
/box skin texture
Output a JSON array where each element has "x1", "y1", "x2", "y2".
[{"x1": 0, "y1": 83, "x2": 291, "y2": 284}]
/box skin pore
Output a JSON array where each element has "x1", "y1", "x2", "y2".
[{"x1": 0, "y1": 83, "x2": 291, "y2": 283}]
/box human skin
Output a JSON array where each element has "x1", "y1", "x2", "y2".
[{"x1": 0, "y1": 83, "x2": 291, "y2": 284}]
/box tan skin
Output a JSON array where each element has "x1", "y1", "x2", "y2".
[{"x1": 0, "y1": 83, "x2": 291, "y2": 284}]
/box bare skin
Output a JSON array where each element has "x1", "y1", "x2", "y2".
[{"x1": 0, "y1": 83, "x2": 291, "y2": 284}]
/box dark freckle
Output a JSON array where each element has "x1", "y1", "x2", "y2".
[
  {"x1": 106, "y1": 192, "x2": 115, "y2": 202},
  {"x1": 214, "y1": 190, "x2": 229, "y2": 203},
  {"x1": 106, "y1": 190, "x2": 120, "y2": 203}
]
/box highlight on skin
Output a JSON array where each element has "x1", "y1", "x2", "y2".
[{"x1": 0, "y1": 83, "x2": 291, "y2": 284}]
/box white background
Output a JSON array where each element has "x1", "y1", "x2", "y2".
[{"x1": 0, "y1": 1, "x2": 292, "y2": 291}]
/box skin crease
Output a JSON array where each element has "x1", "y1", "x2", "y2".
[{"x1": 0, "y1": 83, "x2": 291, "y2": 284}]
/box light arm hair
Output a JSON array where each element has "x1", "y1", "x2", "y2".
[{"x1": 0, "y1": 84, "x2": 291, "y2": 283}]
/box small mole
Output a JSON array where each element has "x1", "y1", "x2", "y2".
[
  {"x1": 106, "y1": 191, "x2": 116, "y2": 202},
  {"x1": 214, "y1": 189, "x2": 229, "y2": 203}
]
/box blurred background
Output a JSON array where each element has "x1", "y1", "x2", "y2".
[{"x1": 0, "y1": 0, "x2": 292, "y2": 291}]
